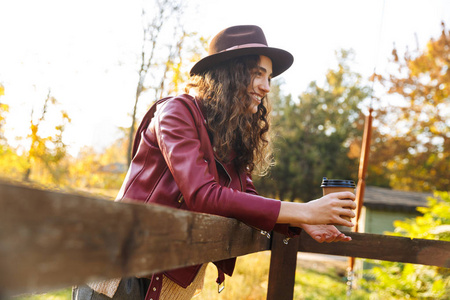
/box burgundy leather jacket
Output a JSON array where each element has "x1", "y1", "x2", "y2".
[{"x1": 116, "y1": 94, "x2": 299, "y2": 298}]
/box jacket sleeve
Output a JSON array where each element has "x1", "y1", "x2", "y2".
[
  {"x1": 152, "y1": 98, "x2": 281, "y2": 232},
  {"x1": 244, "y1": 172, "x2": 301, "y2": 237}
]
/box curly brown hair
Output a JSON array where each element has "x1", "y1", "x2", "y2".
[{"x1": 185, "y1": 55, "x2": 273, "y2": 175}]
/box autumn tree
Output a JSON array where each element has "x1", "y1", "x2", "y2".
[
  {"x1": 23, "y1": 90, "x2": 71, "y2": 184},
  {"x1": 255, "y1": 50, "x2": 370, "y2": 201},
  {"x1": 125, "y1": 0, "x2": 209, "y2": 166},
  {"x1": 126, "y1": 0, "x2": 185, "y2": 165},
  {"x1": 369, "y1": 22, "x2": 450, "y2": 191}
]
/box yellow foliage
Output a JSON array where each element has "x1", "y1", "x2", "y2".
[
  {"x1": 368, "y1": 22, "x2": 450, "y2": 191},
  {"x1": 0, "y1": 103, "x2": 9, "y2": 125},
  {"x1": 347, "y1": 139, "x2": 361, "y2": 159},
  {"x1": 0, "y1": 148, "x2": 27, "y2": 181}
]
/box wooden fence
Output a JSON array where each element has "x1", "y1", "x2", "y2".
[{"x1": 1, "y1": 181, "x2": 449, "y2": 299}]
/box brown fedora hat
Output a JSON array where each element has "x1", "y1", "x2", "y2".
[{"x1": 190, "y1": 25, "x2": 294, "y2": 77}]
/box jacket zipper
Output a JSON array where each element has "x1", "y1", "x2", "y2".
[
  {"x1": 214, "y1": 158, "x2": 232, "y2": 188},
  {"x1": 237, "y1": 169, "x2": 243, "y2": 191}
]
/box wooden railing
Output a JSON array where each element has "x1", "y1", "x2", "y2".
[{"x1": 1, "y1": 181, "x2": 449, "y2": 299}]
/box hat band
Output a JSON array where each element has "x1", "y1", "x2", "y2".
[{"x1": 220, "y1": 43, "x2": 268, "y2": 53}]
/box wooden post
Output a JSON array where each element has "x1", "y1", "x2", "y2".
[
  {"x1": 354, "y1": 107, "x2": 373, "y2": 233},
  {"x1": 349, "y1": 108, "x2": 373, "y2": 273},
  {"x1": 267, "y1": 232, "x2": 299, "y2": 300}
]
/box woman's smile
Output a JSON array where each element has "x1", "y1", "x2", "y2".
[{"x1": 247, "y1": 55, "x2": 273, "y2": 114}]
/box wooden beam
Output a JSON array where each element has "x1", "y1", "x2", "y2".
[
  {"x1": 2, "y1": 180, "x2": 450, "y2": 298},
  {"x1": 0, "y1": 182, "x2": 270, "y2": 296},
  {"x1": 267, "y1": 232, "x2": 299, "y2": 300},
  {"x1": 298, "y1": 230, "x2": 450, "y2": 268}
]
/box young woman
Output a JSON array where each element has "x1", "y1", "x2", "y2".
[{"x1": 73, "y1": 25, "x2": 356, "y2": 300}]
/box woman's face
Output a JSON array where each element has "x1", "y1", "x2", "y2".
[{"x1": 246, "y1": 55, "x2": 273, "y2": 114}]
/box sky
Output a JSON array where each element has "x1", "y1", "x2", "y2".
[{"x1": 0, "y1": 0, "x2": 449, "y2": 156}]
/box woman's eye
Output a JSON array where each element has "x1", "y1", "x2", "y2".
[{"x1": 252, "y1": 69, "x2": 262, "y2": 76}]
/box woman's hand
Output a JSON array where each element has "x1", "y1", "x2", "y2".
[
  {"x1": 300, "y1": 224, "x2": 352, "y2": 243},
  {"x1": 304, "y1": 192, "x2": 356, "y2": 226},
  {"x1": 277, "y1": 192, "x2": 356, "y2": 227}
]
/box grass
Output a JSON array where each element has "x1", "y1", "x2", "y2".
[
  {"x1": 195, "y1": 252, "x2": 272, "y2": 300},
  {"x1": 14, "y1": 252, "x2": 372, "y2": 300},
  {"x1": 196, "y1": 251, "x2": 370, "y2": 300},
  {"x1": 14, "y1": 289, "x2": 71, "y2": 300},
  {"x1": 293, "y1": 266, "x2": 369, "y2": 300}
]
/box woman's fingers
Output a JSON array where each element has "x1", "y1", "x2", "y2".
[
  {"x1": 322, "y1": 233, "x2": 352, "y2": 243},
  {"x1": 301, "y1": 224, "x2": 353, "y2": 243},
  {"x1": 314, "y1": 235, "x2": 325, "y2": 243},
  {"x1": 337, "y1": 216, "x2": 354, "y2": 228},
  {"x1": 324, "y1": 233, "x2": 352, "y2": 243},
  {"x1": 340, "y1": 205, "x2": 356, "y2": 218},
  {"x1": 332, "y1": 195, "x2": 357, "y2": 227},
  {"x1": 333, "y1": 233, "x2": 352, "y2": 242},
  {"x1": 343, "y1": 199, "x2": 357, "y2": 209},
  {"x1": 336, "y1": 191, "x2": 356, "y2": 200}
]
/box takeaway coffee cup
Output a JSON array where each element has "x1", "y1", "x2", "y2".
[{"x1": 321, "y1": 177, "x2": 356, "y2": 222}]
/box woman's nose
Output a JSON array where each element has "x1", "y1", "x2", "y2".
[{"x1": 259, "y1": 78, "x2": 270, "y2": 93}]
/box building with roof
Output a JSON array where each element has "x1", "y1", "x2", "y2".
[{"x1": 358, "y1": 186, "x2": 432, "y2": 235}]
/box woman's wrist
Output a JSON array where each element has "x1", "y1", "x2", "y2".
[{"x1": 277, "y1": 201, "x2": 310, "y2": 226}]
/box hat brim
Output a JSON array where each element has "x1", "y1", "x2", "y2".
[{"x1": 190, "y1": 46, "x2": 294, "y2": 78}]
